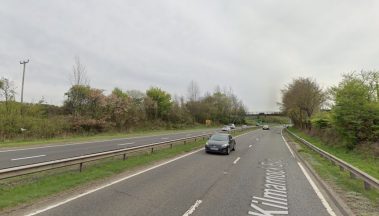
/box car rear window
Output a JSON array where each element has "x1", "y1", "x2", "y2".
[{"x1": 210, "y1": 134, "x2": 229, "y2": 141}]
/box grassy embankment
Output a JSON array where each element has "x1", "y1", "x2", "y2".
[
  {"x1": 0, "y1": 127, "x2": 256, "y2": 211},
  {"x1": 286, "y1": 128, "x2": 379, "y2": 215}
]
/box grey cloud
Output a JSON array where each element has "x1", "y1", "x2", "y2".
[{"x1": 1, "y1": 0, "x2": 379, "y2": 111}]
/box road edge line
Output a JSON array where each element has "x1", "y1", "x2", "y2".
[
  {"x1": 280, "y1": 129, "x2": 295, "y2": 158},
  {"x1": 282, "y1": 130, "x2": 355, "y2": 216},
  {"x1": 297, "y1": 162, "x2": 337, "y2": 216}
]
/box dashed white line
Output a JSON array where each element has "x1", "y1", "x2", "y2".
[
  {"x1": 11, "y1": 155, "x2": 46, "y2": 161},
  {"x1": 117, "y1": 142, "x2": 135, "y2": 146},
  {"x1": 280, "y1": 129, "x2": 295, "y2": 158},
  {"x1": 297, "y1": 162, "x2": 337, "y2": 216},
  {"x1": 233, "y1": 157, "x2": 241, "y2": 164},
  {"x1": 183, "y1": 200, "x2": 202, "y2": 216},
  {"x1": 249, "y1": 145, "x2": 252, "y2": 148},
  {"x1": 161, "y1": 137, "x2": 169, "y2": 140}
]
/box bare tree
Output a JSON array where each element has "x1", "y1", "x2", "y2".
[
  {"x1": 0, "y1": 77, "x2": 16, "y2": 113},
  {"x1": 281, "y1": 77, "x2": 325, "y2": 129},
  {"x1": 70, "y1": 56, "x2": 89, "y2": 86},
  {"x1": 187, "y1": 80, "x2": 200, "y2": 101}
]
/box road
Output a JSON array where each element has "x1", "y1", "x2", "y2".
[
  {"x1": 0, "y1": 129, "x2": 219, "y2": 170},
  {"x1": 26, "y1": 127, "x2": 339, "y2": 216}
]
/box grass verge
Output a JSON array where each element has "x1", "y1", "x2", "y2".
[
  {"x1": 0, "y1": 126, "x2": 219, "y2": 149},
  {"x1": 288, "y1": 127, "x2": 379, "y2": 180},
  {"x1": 0, "y1": 128, "x2": 256, "y2": 212},
  {"x1": 285, "y1": 132, "x2": 379, "y2": 216}
]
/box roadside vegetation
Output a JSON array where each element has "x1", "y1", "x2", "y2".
[
  {"x1": 285, "y1": 132, "x2": 379, "y2": 216},
  {"x1": 0, "y1": 58, "x2": 248, "y2": 145},
  {"x1": 281, "y1": 71, "x2": 379, "y2": 158},
  {"x1": 281, "y1": 72, "x2": 379, "y2": 214},
  {"x1": 0, "y1": 128, "x2": 255, "y2": 212}
]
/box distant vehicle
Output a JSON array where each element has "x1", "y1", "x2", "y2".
[
  {"x1": 221, "y1": 125, "x2": 231, "y2": 132},
  {"x1": 256, "y1": 122, "x2": 260, "y2": 126},
  {"x1": 262, "y1": 125, "x2": 270, "y2": 130},
  {"x1": 205, "y1": 133, "x2": 236, "y2": 155},
  {"x1": 228, "y1": 123, "x2": 236, "y2": 129},
  {"x1": 241, "y1": 125, "x2": 248, "y2": 129}
]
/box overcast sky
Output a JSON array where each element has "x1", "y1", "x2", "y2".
[{"x1": 1, "y1": 0, "x2": 379, "y2": 111}]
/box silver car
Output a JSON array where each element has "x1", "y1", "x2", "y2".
[{"x1": 221, "y1": 125, "x2": 231, "y2": 132}]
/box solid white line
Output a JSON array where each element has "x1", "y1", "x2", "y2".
[
  {"x1": 161, "y1": 137, "x2": 169, "y2": 140},
  {"x1": 117, "y1": 142, "x2": 135, "y2": 146},
  {"x1": 297, "y1": 162, "x2": 336, "y2": 216},
  {"x1": 281, "y1": 129, "x2": 295, "y2": 158},
  {"x1": 11, "y1": 155, "x2": 46, "y2": 161},
  {"x1": 25, "y1": 148, "x2": 204, "y2": 216},
  {"x1": 233, "y1": 157, "x2": 241, "y2": 164},
  {"x1": 183, "y1": 200, "x2": 202, "y2": 216},
  {"x1": 248, "y1": 145, "x2": 252, "y2": 148}
]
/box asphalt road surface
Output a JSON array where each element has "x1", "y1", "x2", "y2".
[
  {"x1": 0, "y1": 129, "x2": 219, "y2": 169},
  {"x1": 26, "y1": 127, "x2": 338, "y2": 216}
]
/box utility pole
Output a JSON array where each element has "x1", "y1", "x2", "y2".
[{"x1": 20, "y1": 59, "x2": 29, "y2": 103}]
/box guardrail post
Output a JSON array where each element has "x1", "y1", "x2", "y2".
[
  {"x1": 364, "y1": 181, "x2": 371, "y2": 190},
  {"x1": 170, "y1": 143, "x2": 173, "y2": 148},
  {"x1": 123, "y1": 154, "x2": 127, "y2": 161},
  {"x1": 194, "y1": 138, "x2": 197, "y2": 142},
  {"x1": 339, "y1": 165, "x2": 344, "y2": 171},
  {"x1": 79, "y1": 163, "x2": 83, "y2": 172},
  {"x1": 151, "y1": 147, "x2": 154, "y2": 153},
  {"x1": 350, "y1": 172, "x2": 357, "y2": 179}
]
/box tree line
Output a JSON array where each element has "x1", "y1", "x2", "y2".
[
  {"x1": 281, "y1": 71, "x2": 379, "y2": 151},
  {"x1": 0, "y1": 60, "x2": 247, "y2": 141}
]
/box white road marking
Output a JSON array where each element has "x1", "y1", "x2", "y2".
[
  {"x1": 183, "y1": 200, "x2": 202, "y2": 216},
  {"x1": 25, "y1": 130, "x2": 255, "y2": 216},
  {"x1": 161, "y1": 137, "x2": 169, "y2": 140},
  {"x1": 25, "y1": 149, "x2": 204, "y2": 216},
  {"x1": 280, "y1": 129, "x2": 295, "y2": 158},
  {"x1": 249, "y1": 145, "x2": 252, "y2": 148},
  {"x1": 297, "y1": 162, "x2": 336, "y2": 216},
  {"x1": 11, "y1": 155, "x2": 46, "y2": 161},
  {"x1": 186, "y1": 134, "x2": 192, "y2": 136},
  {"x1": 233, "y1": 157, "x2": 241, "y2": 164},
  {"x1": 117, "y1": 142, "x2": 135, "y2": 146}
]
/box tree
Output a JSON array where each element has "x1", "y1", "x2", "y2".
[
  {"x1": 106, "y1": 88, "x2": 130, "y2": 129},
  {"x1": 70, "y1": 56, "x2": 89, "y2": 86},
  {"x1": 331, "y1": 73, "x2": 379, "y2": 148},
  {"x1": 281, "y1": 78, "x2": 325, "y2": 129},
  {"x1": 0, "y1": 77, "x2": 16, "y2": 113},
  {"x1": 187, "y1": 80, "x2": 200, "y2": 101},
  {"x1": 146, "y1": 87, "x2": 172, "y2": 120},
  {"x1": 63, "y1": 85, "x2": 106, "y2": 118}
]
